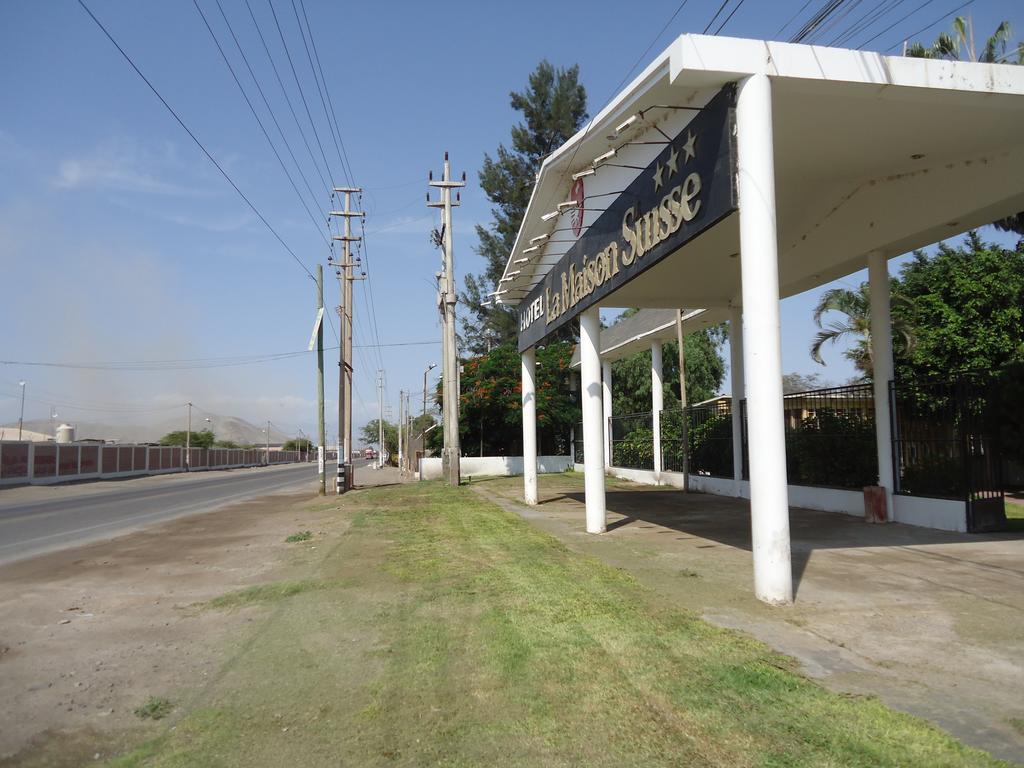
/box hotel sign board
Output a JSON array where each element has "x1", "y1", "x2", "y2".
[{"x1": 518, "y1": 84, "x2": 737, "y2": 352}]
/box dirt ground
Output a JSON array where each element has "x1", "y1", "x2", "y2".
[
  {"x1": 0, "y1": 466, "x2": 403, "y2": 767},
  {"x1": 475, "y1": 474, "x2": 1024, "y2": 764}
]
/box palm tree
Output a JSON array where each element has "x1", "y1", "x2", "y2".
[
  {"x1": 810, "y1": 283, "x2": 913, "y2": 380},
  {"x1": 906, "y1": 17, "x2": 1018, "y2": 63},
  {"x1": 907, "y1": 18, "x2": 1023, "y2": 234}
]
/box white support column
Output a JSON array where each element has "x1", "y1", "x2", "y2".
[
  {"x1": 521, "y1": 346, "x2": 538, "y2": 505},
  {"x1": 729, "y1": 305, "x2": 745, "y2": 497},
  {"x1": 580, "y1": 308, "x2": 607, "y2": 533},
  {"x1": 602, "y1": 359, "x2": 613, "y2": 468},
  {"x1": 868, "y1": 250, "x2": 895, "y2": 518},
  {"x1": 651, "y1": 342, "x2": 664, "y2": 481},
  {"x1": 737, "y1": 73, "x2": 793, "y2": 605}
]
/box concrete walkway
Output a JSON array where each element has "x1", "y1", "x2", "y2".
[{"x1": 474, "y1": 473, "x2": 1024, "y2": 764}]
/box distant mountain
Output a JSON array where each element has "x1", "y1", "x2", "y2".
[{"x1": 5, "y1": 413, "x2": 290, "y2": 446}]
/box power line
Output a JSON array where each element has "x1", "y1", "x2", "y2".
[
  {"x1": 712, "y1": 0, "x2": 747, "y2": 35},
  {"x1": 290, "y1": 0, "x2": 354, "y2": 186},
  {"x1": 856, "y1": 0, "x2": 942, "y2": 48},
  {"x1": 878, "y1": 0, "x2": 976, "y2": 51},
  {"x1": 775, "y1": 0, "x2": 816, "y2": 38},
  {"x1": 265, "y1": 0, "x2": 336, "y2": 186},
  {"x1": 193, "y1": 0, "x2": 329, "y2": 245},
  {"x1": 0, "y1": 341, "x2": 441, "y2": 373},
  {"x1": 242, "y1": 0, "x2": 330, "y2": 195},
  {"x1": 76, "y1": 0, "x2": 315, "y2": 282},
  {"x1": 213, "y1": 0, "x2": 327, "y2": 222},
  {"x1": 827, "y1": 0, "x2": 909, "y2": 48},
  {"x1": 703, "y1": 0, "x2": 733, "y2": 34}
]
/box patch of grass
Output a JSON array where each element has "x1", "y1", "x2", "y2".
[
  {"x1": 133, "y1": 696, "x2": 173, "y2": 721},
  {"x1": 1009, "y1": 717, "x2": 1024, "y2": 737},
  {"x1": 1005, "y1": 501, "x2": 1024, "y2": 532},
  {"x1": 285, "y1": 530, "x2": 313, "y2": 543},
  {"x1": 104, "y1": 481, "x2": 1010, "y2": 767},
  {"x1": 205, "y1": 580, "x2": 324, "y2": 610}
]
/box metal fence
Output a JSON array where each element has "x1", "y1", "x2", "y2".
[
  {"x1": 781, "y1": 383, "x2": 877, "y2": 489},
  {"x1": 573, "y1": 422, "x2": 584, "y2": 464},
  {"x1": 0, "y1": 441, "x2": 303, "y2": 486},
  {"x1": 890, "y1": 377, "x2": 1005, "y2": 530},
  {"x1": 609, "y1": 411, "x2": 655, "y2": 470}
]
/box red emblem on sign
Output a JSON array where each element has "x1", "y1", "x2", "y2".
[{"x1": 570, "y1": 178, "x2": 585, "y2": 237}]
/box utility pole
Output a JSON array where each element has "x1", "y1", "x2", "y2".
[
  {"x1": 186, "y1": 401, "x2": 193, "y2": 471},
  {"x1": 18, "y1": 381, "x2": 25, "y2": 441},
  {"x1": 316, "y1": 265, "x2": 327, "y2": 495},
  {"x1": 329, "y1": 186, "x2": 364, "y2": 493},
  {"x1": 398, "y1": 389, "x2": 405, "y2": 473},
  {"x1": 427, "y1": 152, "x2": 466, "y2": 487},
  {"x1": 405, "y1": 390, "x2": 412, "y2": 474},
  {"x1": 265, "y1": 421, "x2": 271, "y2": 465},
  {"x1": 377, "y1": 370, "x2": 385, "y2": 469}
]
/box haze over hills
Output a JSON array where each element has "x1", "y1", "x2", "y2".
[{"x1": 2, "y1": 414, "x2": 295, "y2": 446}]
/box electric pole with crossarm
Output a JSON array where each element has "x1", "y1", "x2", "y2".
[
  {"x1": 427, "y1": 152, "x2": 466, "y2": 487},
  {"x1": 329, "y1": 186, "x2": 364, "y2": 492}
]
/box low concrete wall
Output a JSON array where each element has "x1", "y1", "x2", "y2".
[
  {"x1": 419, "y1": 455, "x2": 573, "y2": 480},
  {"x1": 893, "y1": 494, "x2": 967, "y2": 532},
  {"x1": 585, "y1": 464, "x2": 969, "y2": 531}
]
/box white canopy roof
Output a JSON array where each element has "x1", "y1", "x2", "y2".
[{"x1": 500, "y1": 34, "x2": 1024, "y2": 316}]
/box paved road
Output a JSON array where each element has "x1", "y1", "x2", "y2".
[{"x1": 0, "y1": 463, "x2": 320, "y2": 566}]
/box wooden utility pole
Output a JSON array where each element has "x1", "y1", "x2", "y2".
[
  {"x1": 316, "y1": 265, "x2": 326, "y2": 495},
  {"x1": 329, "y1": 187, "x2": 364, "y2": 492},
  {"x1": 427, "y1": 152, "x2": 466, "y2": 487}
]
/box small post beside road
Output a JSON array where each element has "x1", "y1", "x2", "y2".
[{"x1": 186, "y1": 401, "x2": 193, "y2": 471}]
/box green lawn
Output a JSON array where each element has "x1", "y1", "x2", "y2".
[
  {"x1": 106, "y1": 482, "x2": 1009, "y2": 767},
  {"x1": 1007, "y1": 500, "x2": 1024, "y2": 532}
]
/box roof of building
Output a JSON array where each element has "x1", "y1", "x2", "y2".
[
  {"x1": 499, "y1": 34, "x2": 1024, "y2": 319},
  {"x1": 569, "y1": 307, "x2": 728, "y2": 366}
]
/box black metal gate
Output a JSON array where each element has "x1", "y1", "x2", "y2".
[{"x1": 890, "y1": 377, "x2": 1006, "y2": 533}]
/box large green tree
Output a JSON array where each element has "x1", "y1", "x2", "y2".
[
  {"x1": 360, "y1": 419, "x2": 398, "y2": 461},
  {"x1": 610, "y1": 327, "x2": 727, "y2": 417},
  {"x1": 461, "y1": 61, "x2": 588, "y2": 353},
  {"x1": 894, "y1": 231, "x2": 1024, "y2": 386},
  {"x1": 455, "y1": 341, "x2": 579, "y2": 456},
  {"x1": 159, "y1": 429, "x2": 214, "y2": 449},
  {"x1": 907, "y1": 17, "x2": 1023, "y2": 235},
  {"x1": 282, "y1": 438, "x2": 313, "y2": 452}
]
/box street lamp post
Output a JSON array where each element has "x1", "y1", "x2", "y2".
[{"x1": 422, "y1": 362, "x2": 437, "y2": 419}]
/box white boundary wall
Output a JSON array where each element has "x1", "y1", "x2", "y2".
[
  {"x1": 578, "y1": 464, "x2": 968, "y2": 532},
  {"x1": 419, "y1": 455, "x2": 573, "y2": 481}
]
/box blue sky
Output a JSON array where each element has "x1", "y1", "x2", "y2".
[{"x1": 1, "y1": 0, "x2": 1021, "y2": 442}]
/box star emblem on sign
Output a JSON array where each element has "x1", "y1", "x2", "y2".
[
  {"x1": 666, "y1": 146, "x2": 680, "y2": 176},
  {"x1": 682, "y1": 131, "x2": 697, "y2": 163},
  {"x1": 653, "y1": 162, "x2": 665, "y2": 191}
]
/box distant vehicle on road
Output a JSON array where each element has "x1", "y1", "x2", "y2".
[{"x1": 363, "y1": 448, "x2": 376, "y2": 460}]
